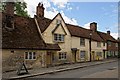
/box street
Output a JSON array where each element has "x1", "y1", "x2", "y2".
[{"x1": 27, "y1": 61, "x2": 118, "y2": 78}]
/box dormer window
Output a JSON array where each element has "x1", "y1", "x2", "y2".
[
  {"x1": 56, "y1": 19, "x2": 61, "y2": 25},
  {"x1": 54, "y1": 34, "x2": 64, "y2": 42}
]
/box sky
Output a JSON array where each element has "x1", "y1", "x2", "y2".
[{"x1": 24, "y1": 0, "x2": 119, "y2": 39}]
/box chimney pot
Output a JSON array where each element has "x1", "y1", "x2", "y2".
[
  {"x1": 36, "y1": 3, "x2": 45, "y2": 18},
  {"x1": 90, "y1": 22, "x2": 97, "y2": 31},
  {"x1": 107, "y1": 31, "x2": 110, "y2": 35}
]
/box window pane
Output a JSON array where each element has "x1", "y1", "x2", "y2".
[
  {"x1": 54, "y1": 34, "x2": 57, "y2": 41},
  {"x1": 61, "y1": 35, "x2": 64, "y2": 41},
  {"x1": 80, "y1": 38, "x2": 85, "y2": 46},
  {"x1": 108, "y1": 41, "x2": 111, "y2": 46},
  {"x1": 103, "y1": 42, "x2": 105, "y2": 46},
  {"x1": 33, "y1": 52, "x2": 36, "y2": 59},
  {"x1": 54, "y1": 34, "x2": 64, "y2": 42},
  {"x1": 97, "y1": 42, "x2": 101, "y2": 47},
  {"x1": 59, "y1": 52, "x2": 66, "y2": 59},
  {"x1": 25, "y1": 52, "x2": 28, "y2": 59},
  {"x1": 80, "y1": 51, "x2": 85, "y2": 58},
  {"x1": 59, "y1": 53, "x2": 61, "y2": 59},
  {"x1": 29, "y1": 52, "x2": 32, "y2": 59},
  {"x1": 97, "y1": 52, "x2": 102, "y2": 57}
]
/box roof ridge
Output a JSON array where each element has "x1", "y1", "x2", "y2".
[{"x1": 66, "y1": 23, "x2": 90, "y2": 31}]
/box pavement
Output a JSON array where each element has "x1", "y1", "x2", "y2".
[{"x1": 2, "y1": 58, "x2": 118, "y2": 80}]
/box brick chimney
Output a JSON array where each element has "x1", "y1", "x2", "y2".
[
  {"x1": 107, "y1": 31, "x2": 110, "y2": 35},
  {"x1": 5, "y1": 2, "x2": 15, "y2": 29},
  {"x1": 5, "y1": 2, "x2": 15, "y2": 16},
  {"x1": 90, "y1": 22, "x2": 97, "y2": 32},
  {"x1": 36, "y1": 3, "x2": 45, "y2": 18}
]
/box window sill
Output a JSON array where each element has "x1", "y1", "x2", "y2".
[
  {"x1": 25, "y1": 59, "x2": 36, "y2": 60},
  {"x1": 54, "y1": 41, "x2": 64, "y2": 43},
  {"x1": 80, "y1": 45, "x2": 85, "y2": 47},
  {"x1": 59, "y1": 59, "x2": 66, "y2": 60},
  {"x1": 97, "y1": 46, "x2": 101, "y2": 48}
]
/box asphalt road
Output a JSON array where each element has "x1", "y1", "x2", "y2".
[{"x1": 29, "y1": 61, "x2": 118, "y2": 78}]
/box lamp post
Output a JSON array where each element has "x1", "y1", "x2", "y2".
[{"x1": 89, "y1": 33, "x2": 92, "y2": 62}]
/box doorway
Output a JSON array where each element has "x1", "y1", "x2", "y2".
[{"x1": 91, "y1": 51, "x2": 95, "y2": 61}]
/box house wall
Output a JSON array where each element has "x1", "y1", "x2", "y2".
[
  {"x1": 71, "y1": 36, "x2": 107, "y2": 61},
  {"x1": 91, "y1": 41, "x2": 107, "y2": 60},
  {"x1": 2, "y1": 49, "x2": 47, "y2": 72},
  {"x1": 42, "y1": 14, "x2": 72, "y2": 63},
  {"x1": 42, "y1": 14, "x2": 107, "y2": 64},
  {"x1": 107, "y1": 42, "x2": 118, "y2": 51},
  {"x1": 71, "y1": 36, "x2": 90, "y2": 62}
]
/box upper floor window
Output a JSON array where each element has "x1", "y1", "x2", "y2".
[
  {"x1": 103, "y1": 42, "x2": 105, "y2": 46},
  {"x1": 116, "y1": 43, "x2": 118, "y2": 47},
  {"x1": 108, "y1": 41, "x2": 111, "y2": 46},
  {"x1": 56, "y1": 19, "x2": 61, "y2": 25},
  {"x1": 54, "y1": 34, "x2": 64, "y2": 42},
  {"x1": 80, "y1": 38, "x2": 85, "y2": 46},
  {"x1": 97, "y1": 42, "x2": 101, "y2": 47},
  {"x1": 25, "y1": 52, "x2": 36, "y2": 60}
]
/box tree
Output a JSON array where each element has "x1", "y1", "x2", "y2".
[
  {"x1": 15, "y1": 2, "x2": 30, "y2": 17},
  {"x1": 0, "y1": 2, "x2": 30, "y2": 17}
]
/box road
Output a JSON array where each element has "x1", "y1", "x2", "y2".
[{"x1": 26, "y1": 61, "x2": 118, "y2": 78}]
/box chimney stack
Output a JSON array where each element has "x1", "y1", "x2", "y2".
[
  {"x1": 5, "y1": 2, "x2": 15, "y2": 16},
  {"x1": 90, "y1": 22, "x2": 97, "y2": 32},
  {"x1": 36, "y1": 3, "x2": 45, "y2": 18},
  {"x1": 5, "y1": 2, "x2": 15, "y2": 29},
  {"x1": 107, "y1": 31, "x2": 110, "y2": 35}
]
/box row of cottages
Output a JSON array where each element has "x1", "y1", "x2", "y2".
[{"x1": 2, "y1": 2, "x2": 118, "y2": 71}]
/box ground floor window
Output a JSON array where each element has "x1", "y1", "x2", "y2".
[
  {"x1": 59, "y1": 52, "x2": 66, "y2": 60},
  {"x1": 80, "y1": 51, "x2": 86, "y2": 58},
  {"x1": 115, "y1": 51, "x2": 118, "y2": 56},
  {"x1": 96, "y1": 52, "x2": 102, "y2": 57},
  {"x1": 25, "y1": 52, "x2": 36, "y2": 60},
  {"x1": 107, "y1": 51, "x2": 116, "y2": 57}
]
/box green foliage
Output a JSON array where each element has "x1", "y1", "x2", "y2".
[
  {"x1": 0, "y1": 2, "x2": 30, "y2": 17},
  {"x1": 0, "y1": 2, "x2": 5, "y2": 12},
  {"x1": 15, "y1": 2, "x2": 30, "y2": 17}
]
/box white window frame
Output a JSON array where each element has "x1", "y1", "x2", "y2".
[
  {"x1": 54, "y1": 34, "x2": 64, "y2": 42},
  {"x1": 80, "y1": 38, "x2": 85, "y2": 46},
  {"x1": 96, "y1": 52, "x2": 102, "y2": 57},
  {"x1": 103, "y1": 42, "x2": 105, "y2": 46},
  {"x1": 97, "y1": 42, "x2": 101, "y2": 47},
  {"x1": 80, "y1": 51, "x2": 86, "y2": 59},
  {"x1": 59, "y1": 52, "x2": 66, "y2": 60},
  {"x1": 25, "y1": 52, "x2": 36, "y2": 60}
]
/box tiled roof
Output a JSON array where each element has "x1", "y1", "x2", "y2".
[
  {"x1": 35, "y1": 13, "x2": 117, "y2": 42},
  {"x1": 98, "y1": 31, "x2": 117, "y2": 42},
  {"x1": 35, "y1": 15, "x2": 52, "y2": 33},
  {"x1": 66, "y1": 24, "x2": 104, "y2": 42},
  {"x1": 2, "y1": 13, "x2": 60, "y2": 50}
]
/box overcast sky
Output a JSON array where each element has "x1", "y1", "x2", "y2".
[{"x1": 24, "y1": 0, "x2": 119, "y2": 39}]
